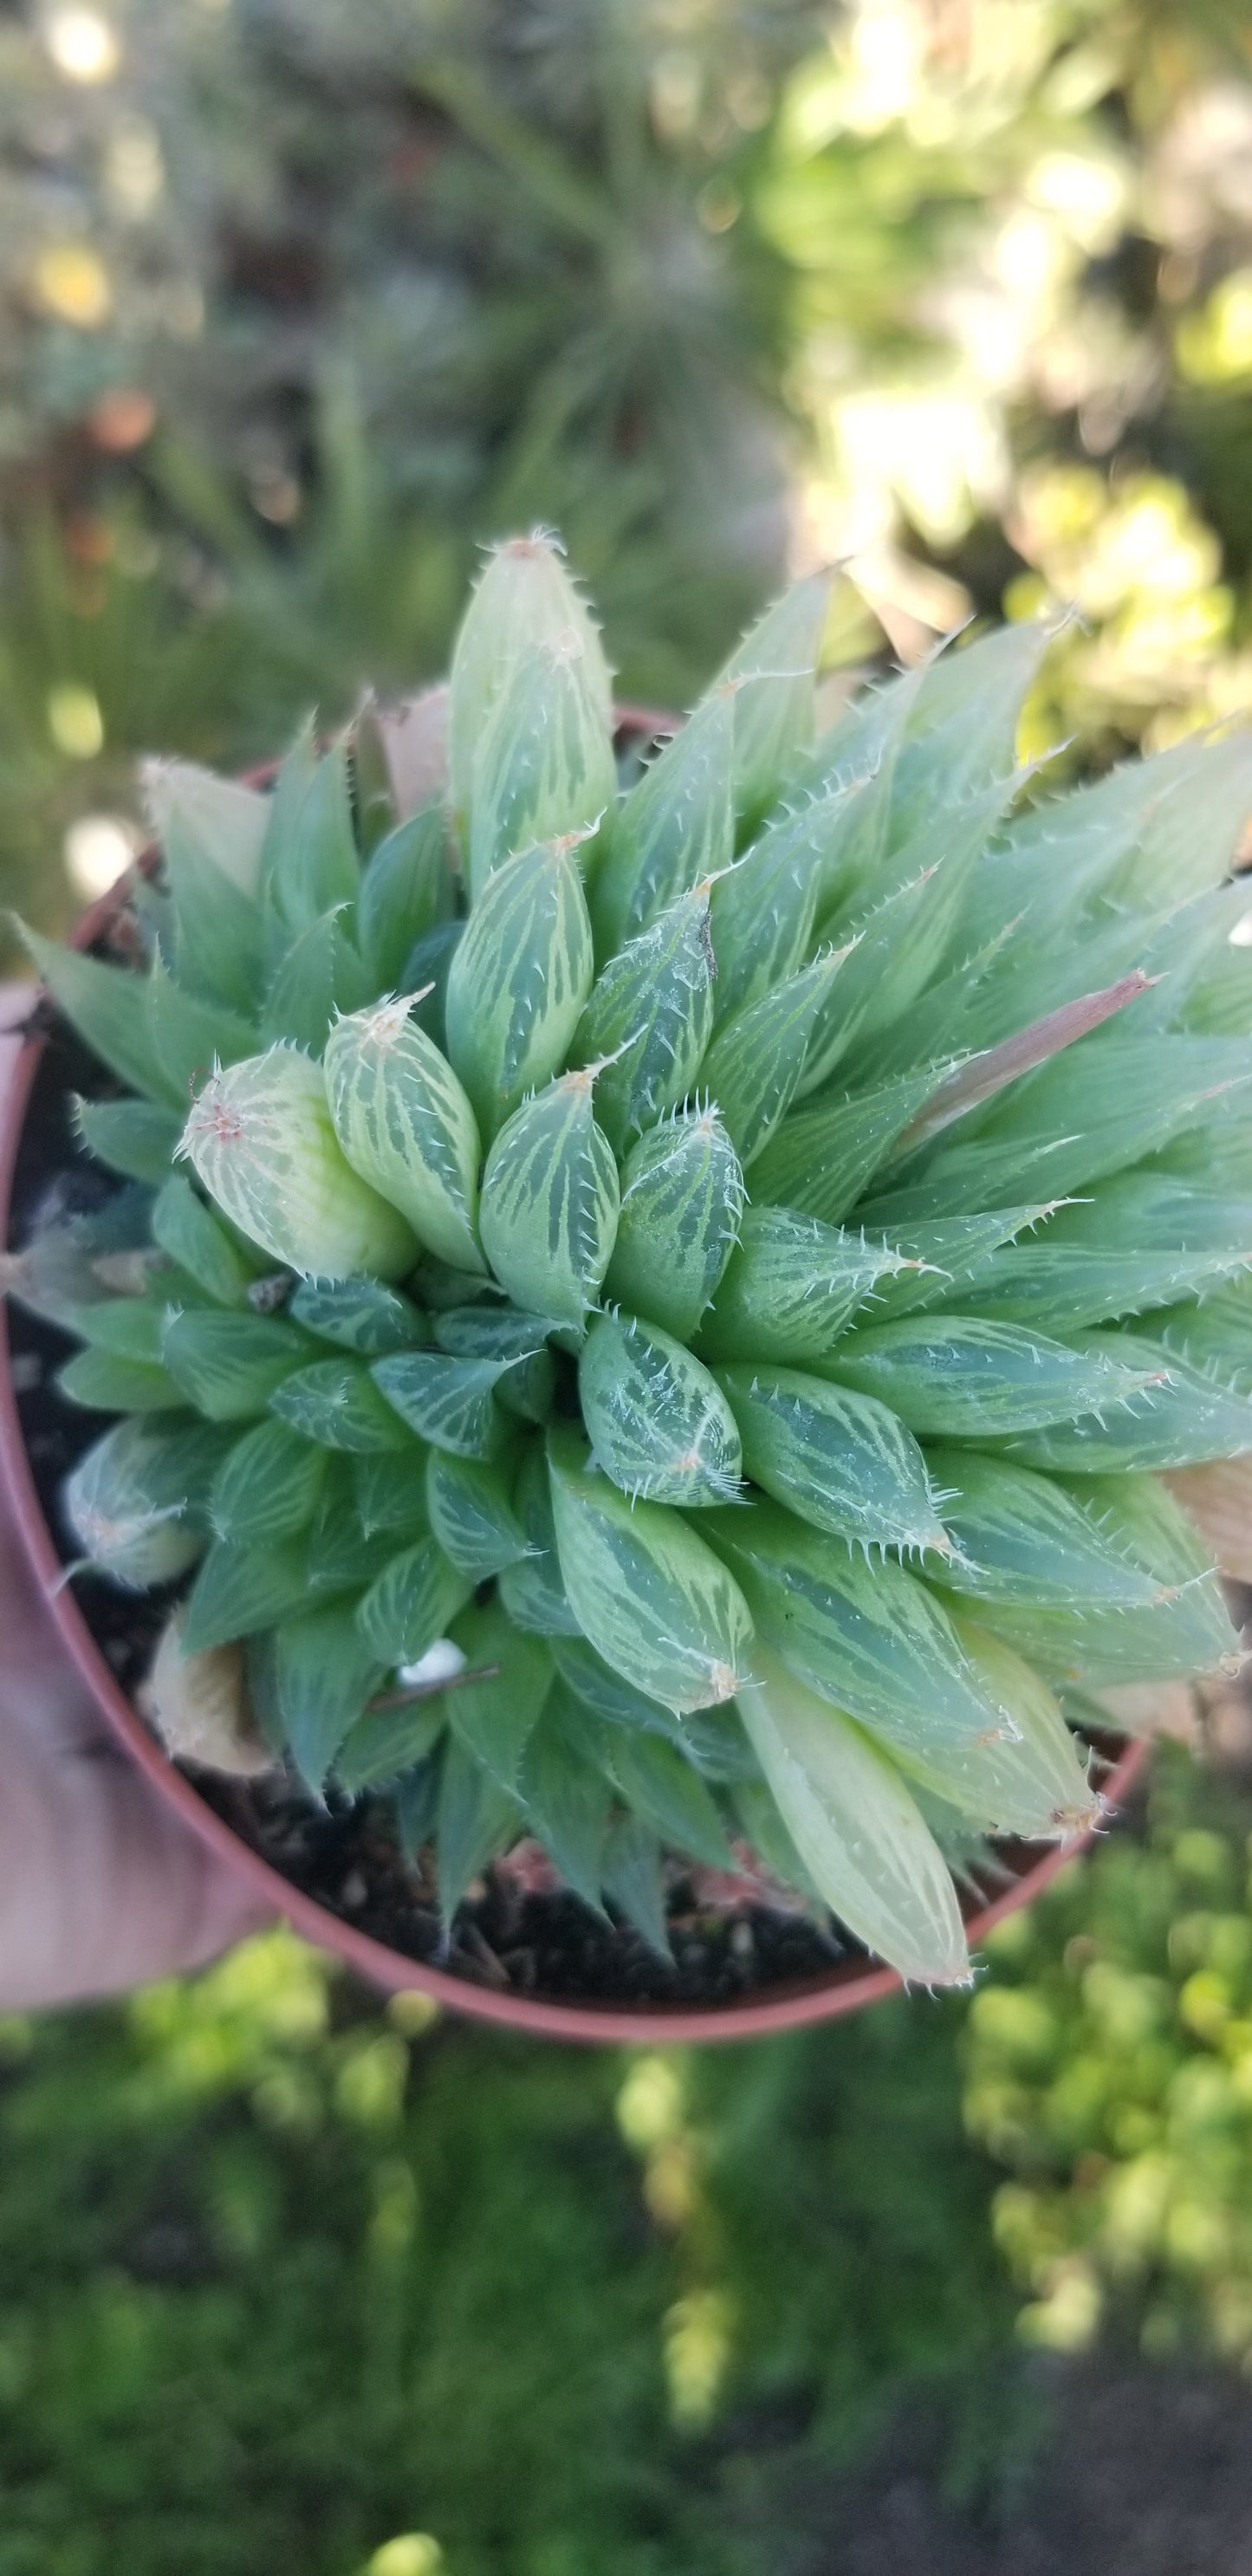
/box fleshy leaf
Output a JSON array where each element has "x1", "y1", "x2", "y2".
[
  {"x1": 445, "y1": 834, "x2": 595, "y2": 1139},
  {"x1": 210, "y1": 1417, "x2": 328, "y2": 1545},
  {"x1": 578, "y1": 1310, "x2": 742, "y2": 1507},
  {"x1": 357, "y1": 808, "x2": 455, "y2": 993},
  {"x1": 571, "y1": 883, "x2": 717, "y2": 1158},
  {"x1": 698, "y1": 1204, "x2": 913, "y2": 1366},
  {"x1": 478, "y1": 1069, "x2": 619, "y2": 1327},
  {"x1": 274, "y1": 1601, "x2": 385, "y2": 1790},
  {"x1": 718, "y1": 1361, "x2": 948, "y2": 1555},
  {"x1": 449, "y1": 530, "x2": 612, "y2": 845},
  {"x1": 548, "y1": 1425, "x2": 753, "y2": 1714},
  {"x1": 821, "y1": 1314, "x2": 1161, "y2": 1437},
  {"x1": 714, "y1": 571, "x2": 831, "y2": 814},
  {"x1": 289, "y1": 1275, "x2": 427, "y2": 1358},
  {"x1": 150, "y1": 1176, "x2": 259, "y2": 1308},
  {"x1": 921, "y1": 1448, "x2": 1159, "y2": 1607},
  {"x1": 593, "y1": 690, "x2": 735, "y2": 954},
  {"x1": 161, "y1": 1308, "x2": 317, "y2": 1423},
  {"x1": 323, "y1": 993, "x2": 484, "y2": 1275},
  {"x1": 73, "y1": 1095, "x2": 184, "y2": 1185},
  {"x1": 892, "y1": 1619, "x2": 1100, "y2": 1839},
  {"x1": 444, "y1": 1599, "x2": 552, "y2": 1793},
  {"x1": 372, "y1": 1348, "x2": 517, "y2": 1460},
  {"x1": 704, "y1": 1498, "x2": 1006, "y2": 1773},
  {"x1": 519, "y1": 1695, "x2": 613, "y2": 1914},
  {"x1": 700, "y1": 945, "x2": 853, "y2": 1165},
  {"x1": 603, "y1": 1104, "x2": 744, "y2": 1343},
  {"x1": 270, "y1": 1356, "x2": 415, "y2": 1453},
  {"x1": 1003, "y1": 1328, "x2": 1252, "y2": 1471},
  {"x1": 602, "y1": 1729, "x2": 731, "y2": 1870},
  {"x1": 465, "y1": 631, "x2": 617, "y2": 900},
  {"x1": 426, "y1": 1449, "x2": 533, "y2": 1580},
  {"x1": 357, "y1": 1535, "x2": 471, "y2": 1665},
  {"x1": 180, "y1": 1045, "x2": 418, "y2": 1283},
  {"x1": 740, "y1": 1649, "x2": 970, "y2": 1985}
]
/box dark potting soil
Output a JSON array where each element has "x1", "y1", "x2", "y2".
[{"x1": 3, "y1": 991, "x2": 875, "y2": 2010}]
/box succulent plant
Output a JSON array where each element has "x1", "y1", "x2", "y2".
[{"x1": 9, "y1": 532, "x2": 1252, "y2": 1990}]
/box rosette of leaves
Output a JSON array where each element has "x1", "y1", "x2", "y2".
[{"x1": 9, "y1": 531, "x2": 1252, "y2": 1989}]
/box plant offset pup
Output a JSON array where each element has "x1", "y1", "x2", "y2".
[{"x1": 10, "y1": 533, "x2": 1252, "y2": 1991}]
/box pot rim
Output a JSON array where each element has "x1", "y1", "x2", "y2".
[{"x1": 0, "y1": 729, "x2": 1149, "y2": 2044}]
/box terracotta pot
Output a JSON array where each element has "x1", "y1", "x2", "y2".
[{"x1": 0, "y1": 719, "x2": 1149, "y2": 2041}]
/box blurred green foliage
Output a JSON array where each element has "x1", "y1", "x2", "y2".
[
  {"x1": 966, "y1": 1739, "x2": 1252, "y2": 2372},
  {"x1": 8, "y1": 1744, "x2": 1252, "y2": 2567},
  {"x1": 0, "y1": 1936, "x2": 1013, "y2": 2575},
  {"x1": 6, "y1": 3, "x2": 1252, "y2": 2553},
  {"x1": 3, "y1": 0, "x2": 1252, "y2": 949}
]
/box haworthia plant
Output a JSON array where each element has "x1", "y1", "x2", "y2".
[{"x1": 11, "y1": 529, "x2": 1252, "y2": 1993}]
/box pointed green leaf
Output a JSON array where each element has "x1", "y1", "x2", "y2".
[
  {"x1": 436, "y1": 1736, "x2": 522, "y2": 1925},
  {"x1": 18, "y1": 925, "x2": 172, "y2": 1105},
  {"x1": 323, "y1": 993, "x2": 484, "y2": 1275},
  {"x1": 698, "y1": 1204, "x2": 913, "y2": 1366},
  {"x1": 497, "y1": 1440, "x2": 581, "y2": 1635},
  {"x1": 289, "y1": 1275, "x2": 427, "y2": 1357},
  {"x1": 719, "y1": 1361, "x2": 947, "y2": 1554},
  {"x1": 600, "y1": 1817, "x2": 671, "y2": 1958},
  {"x1": 518, "y1": 1694, "x2": 613, "y2": 1914},
  {"x1": 449, "y1": 531, "x2": 612, "y2": 844},
  {"x1": 701, "y1": 946, "x2": 853, "y2": 1165},
  {"x1": 334, "y1": 1700, "x2": 446, "y2": 1795},
  {"x1": 73, "y1": 1094, "x2": 184, "y2": 1185},
  {"x1": 263, "y1": 739, "x2": 360, "y2": 935},
  {"x1": 704, "y1": 1497, "x2": 1007, "y2": 1768},
  {"x1": 56, "y1": 1345, "x2": 183, "y2": 1414},
  {"x1": 357, "y1": 807, "x2": 455, "y2": 992},
  {"x1": 1004, "y1": 1328, "x2": 1252, "y2": 1471},
  {"x1": 426, "y1": 1447, "x2": 532, "y2": 1580},
  {"x1": 444, "y1": 1599, "x2": 553, "y2": 1793},
  {"x1": 146, "y1": 951, "x2": 259, "y2": 1100},
  {"x1": 180, "y1": 1045, "x2": 418, "y2": 1282},
  {"x1": 892, "y1": 1619, "x2": 1100, "y2": 1840},
  {"x1": 749, "y1": 1061, "x2": 942, "y2": 1226},
  {"x1": 160, "y1": 1307, "x2": 316, "y2": 1422},
  {"x1": 822, "y1": 1314, "x2": 1160, "y2": 1437},
  {"x1": 274, "y1": 1600, "x2": 384, "y2": 1790},
  {"x1": 708, "y1": 790, "x2": 840, "y2": 1024},
  {"x1": 144, "y1": 759, "x2": 269, "y2": 897},
  {"x1": 604, "y1": 1104, "x2": 743, "y2": 1343},
  {"x1": 592, "y1": 690, "x2": 735, "y2": 952},
  {"x1": 601, "y1": 1729, "x2": 731, "y2": 1870},
  {"x1": 715, "y1": 571, "x2": 831, "y2": 814},
  {"x1": 351, "y1": 1446, "x2": 431, "y2": 1540},
  {"x1": 741, "y1": 1648, "x2": 970, "y2": 1982},
  {"x1": 260, "y1": 908, "x2": 372, "y2": 1054},
  {"x1": 572, "y1": 885, "x2": 717, "y2": 1158},
  {"x1": 270, "y1": 1356, "x2": 414, "y2": 1452},
  {"x1": 466, "y1": 635, "x2": 617, "y2": 899},
  {"x1": 433, "y1": 1305, "x2": 555, "y2": 1424},
  {"x1": 548, "y1": 1426, "x2": 753, "y2": 1713},
  {"x1": 478, "y1": 1069, "x2": 619, "y2": 1327},
  {"x1": 578, "y1": 1310, "x2": 742, "y2": 1507},
  {"x1": 159, "y1": 800, "x2": 266, "y2": 1017},
  {"x1": 372, "y1": 1348, "x2": 515, "y2": 1458},
  {"x1": 63, "y1": 1416, "x2": 209, "y2": 1586},
  {"x1": 357, "y1": 1535, "x2": 471, "y2": 1666},
  {"x1": 445, "y1": 835, "x2": 595, "y2": 1138},
  {"x1": 210, "y1": 1417, "x2": 327, "y2": 1545},
  {"x1": 866, "y1": 1206, "x2": 1075, "y2": 1319},
  {"x1": 181, "y1": 1534, "x2": 315, "y2": 1654},
  {"x1": 150, "y1": 1175, "x2": 260, "y2": 1307},
  {"x1": 920, "y1": 1449, "x2": 1160, "y2": 1607}
]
